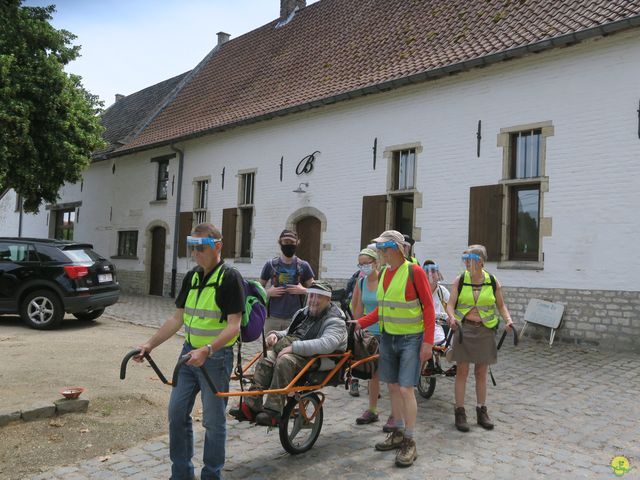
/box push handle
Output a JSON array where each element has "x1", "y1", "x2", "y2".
[
  {"x1": 120, "y1": 349, "x2": 170, "y2": 385},
  {"x1": 171, "y1": 354, "x2": 219, "y2": 394}
]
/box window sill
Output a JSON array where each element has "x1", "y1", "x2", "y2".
[
  {"x1": 233, "y1": 257, "x2": 252, "y2": 264},
  {"x1": 149, "y1": 199, "x2": 167, "y2": 205},
  {"x1": 111, "y1": 255, "x2": 139, "y2": 260},
  {"x1": 497, "y1": 260, "x2": 543, "y2": 270}
]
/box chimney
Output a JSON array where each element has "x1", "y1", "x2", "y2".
[
  {"x1": 280, "y1": 0, "x2": 305, "y2": 19},
  {"x1": 115, "y1": 94, "x2": 125, "y2": 102},
  {"x1": 217, "y1": 31, "x2": 230, "y2": 46}
]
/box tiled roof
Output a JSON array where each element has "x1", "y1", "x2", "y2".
[
  {"x1": 95, "y1": 71, "x2": 190, "y2": 158},
  {"x1": 115, "y1": 0, "x2": 640, "y2": 155}
]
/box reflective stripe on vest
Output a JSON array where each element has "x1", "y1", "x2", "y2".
[
  {"x1": 454, "y1": 270, "x2": 498, "y2": 329},
  {"x1": 377, "y1": 261, "x2": 424, "y2": 335},
  {"x1": 183, "y1": 267, "x2": 238, "y2": 348}
]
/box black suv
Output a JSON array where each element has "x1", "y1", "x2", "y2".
[{"x1": 0, "y1": 238, "x2": 120, "y2": 329}]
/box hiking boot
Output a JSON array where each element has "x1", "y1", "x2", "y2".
[
  {"x1": 454, "y1": 407, "x2": 470, "y2": 432},
  {"x1": 356, "y1": 409, "x2": 379, "y2": 425},
  {"x1": 375, "y1": 430, "x2": 405, "y2": 451},
  {"x1": 349, "y1": 378, "x2": 360, "y2": 397},
  {"x1": 382, "y1": 415, "x2": 397, "y2": 433},
  {"x1": 476, "y1": 406, "x2": 494, "y2": 430},
  {"x1": 444, "y1": 364, "x2": 457, "y2": 377},
  {"x1": 395, "y1": 437, "x2": 418, "y2": 467},
  {"x1": 228, "y1": 402, "x2": 256, "y2": 422},
  {"x1": 255, "y1": 409, "x2": 280, "y2": 427}
]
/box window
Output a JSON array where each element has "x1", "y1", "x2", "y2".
[
  {"x1": 54, "y1": 208, "x2": 75, "y2": 240},
  {"x1": 117, "y1": 231, "x2": 138, "y2": 257},
  {"x1": 391, "y1": 149, "x2": 416, "y2": 191},
  {"x1": 0, "y1": 242, "x2": 37, "y2": 262},
  {"x1": 238, "y1": 172, "x2": 255, "y2": 258},
  {"x1": 156, "y1": 159, "x2": 169, "y2": 200},
  {"x1": 483, "y1": 122, "x2": 553, "y2": 265},
  {"x1": 194, "y1": 180, "x2": 209, "y2": 224}
]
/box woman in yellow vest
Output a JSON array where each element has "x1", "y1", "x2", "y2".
[
  {"x1": 446, "y1": 245, "x2": 514, "y2": 432},
  {"x1": 134, "y1": 223, "x2": 244, "y2": 480}
]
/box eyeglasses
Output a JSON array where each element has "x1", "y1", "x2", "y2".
[
  {"x1": 357, "y1": 262, "x2": 374, "y2": 268},
  {"x1": 375, "y1": 241, "x2": 397, "y2": 250},
  {"x1": 462, "y1": 253, "x2": 481, "y2": 262},
  {"x1": 187, "y1": 236, "x2": 220, "y2": 252}
]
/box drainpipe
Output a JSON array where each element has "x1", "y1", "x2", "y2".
[{"x1": 170, "y1": 144, "x2": 184, "y2": 297}]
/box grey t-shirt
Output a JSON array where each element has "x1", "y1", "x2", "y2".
[{"x1": 260, "y1": 256, "x2": 314, "y2": 319}]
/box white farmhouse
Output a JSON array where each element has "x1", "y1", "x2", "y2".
[{"x1": 2, "y1": 0, "x2": 640, "y2": 351}]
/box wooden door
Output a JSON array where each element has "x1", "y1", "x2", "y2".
[
  {"x1": 295, "y1": 216, "x2": 321, "y2": 279},
  {"x1": 149, "y1": 226, "x2": 166, "y2": 296}
]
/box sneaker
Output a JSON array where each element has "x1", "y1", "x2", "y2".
[
  {"x1": 444, "y1": 365, "x2": 457, "y2": 377},
  {"x1": 228, "y1": 402, "x2": 256, "y2": 422},
  {"x1": 476, "y1": 406, "x2": 494, "y2": 430},
  {"x1": 395, "y1": 437, "x2": 418, "y2": 467},
  {"x1": 382, "y1": 415, "x2": 397, "y2": 433},
  {"x1": 375, "y1": 430, "x2": 405, "y2": 451},
  {"x1": 356, "y1": 409, "x2": 379, "y2": 425},
  {"x1": 255, "y1": 409, "x2": 280, "y2": 427},
  {"x1": 349, "y1": 378, "x2": 360, "y2": 397}
]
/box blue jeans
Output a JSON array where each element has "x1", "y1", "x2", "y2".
[
  {"x1": 378, "y1": 332, "x2": 423, "y2": 387},
  {"x1": 168, "y1": 343, "x2": 233, "y2": 480}
]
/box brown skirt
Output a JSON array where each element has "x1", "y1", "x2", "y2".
[{"x1": 451, "y1": 320, "x2": 497, "y2": 365}]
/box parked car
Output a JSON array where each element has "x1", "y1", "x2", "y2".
[{"x1": 0, "y1": 238, "x2": 120, "y2": 329}]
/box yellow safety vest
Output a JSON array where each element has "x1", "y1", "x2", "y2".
[
  {"x1": 377, "y1": 261, "x2": 424, "y2": 335},
  {"x1": 454, "y1": 270, "x2": 498, "y2": 329},
  {"x1": 183, "y1": 267, "x2": 237, "y2": 348}
]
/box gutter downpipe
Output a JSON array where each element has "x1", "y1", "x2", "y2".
[{"x1": 169, "y1": 144, "x2": 184, "y2": 298}]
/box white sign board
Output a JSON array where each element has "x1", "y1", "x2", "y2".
[
  {"x1": 524, "y1": 299, "x2": 564, "y2": 329},
  {"x1": 522, "y1": 298, "x2": 565, "y2": 346}
]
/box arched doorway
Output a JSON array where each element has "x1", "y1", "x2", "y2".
[
  {"x1": 149, "y1": 226, "x2": 166, "y2": 295},
  {"x1": 295, "y1": 216, "x2": 321, "y2": 279}
]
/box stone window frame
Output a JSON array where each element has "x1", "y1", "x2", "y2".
[
  {"x1": 497, "y1": 121, "x2": 554, "y2": 270},
  {"x1": 383, "y1": 142, "x2": 424, "y2": 242}
]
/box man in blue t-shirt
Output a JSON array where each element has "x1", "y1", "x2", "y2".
[{"x1": 259, "y1": 229, "x2": 315, "y2": 330}]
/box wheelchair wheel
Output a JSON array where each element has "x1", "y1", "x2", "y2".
[
  {"x1": 417, "y1": 373, "x2": 436, "y2": 399},
  {"x1": 279, "y1": 392, "x2": 323, "y2": 454}
]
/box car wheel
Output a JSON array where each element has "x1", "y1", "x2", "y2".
[
  {"x1": 20, "y1": 289, "x2": 64, "y2": 330},
  {"x1": 73, "y1": 308, "x2": 105, "y2": 321}
]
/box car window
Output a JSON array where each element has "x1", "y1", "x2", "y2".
[
  {"x1": 0, "y1": 242, "x2": 38, "y2": 262},
  {"x1": 63, "y1": 248, "x2": 104, "y2": 264}
]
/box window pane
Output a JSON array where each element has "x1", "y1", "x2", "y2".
[
  {"x1": 406, "y1": 150, "x2": 415, "y2": 189},
  {"x1": 513, "y1": 187, "x2": 539, "y2": 257},
  {"x1": 512, "y1": 130, "x2": 541, "y2": 179},
  {"x1": 240, "y1": 208, "x2": 253, "y2": 257},
  {"x1": 399, "y1": 151, "x2": 407, "y2": 190}
]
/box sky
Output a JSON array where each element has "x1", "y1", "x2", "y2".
[{"x1": 23, "y1": 0, "x2": 320, "y2": 109}]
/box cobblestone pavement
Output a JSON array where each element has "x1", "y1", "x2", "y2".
[{"x1": 31, "y1": 294, "x2": 640, "y2": 479}]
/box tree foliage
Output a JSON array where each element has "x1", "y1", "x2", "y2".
[{"x1": 0, "y1": 0, "x2": 105, "y2": 212}]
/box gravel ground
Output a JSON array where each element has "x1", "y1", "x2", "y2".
[{"x1": 0, "y1": 314, "x2": 185, "y2": 480}]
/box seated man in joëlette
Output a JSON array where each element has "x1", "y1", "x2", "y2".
[{"x1": 231, "y1": 281, "x2": 348, "y2": 426}]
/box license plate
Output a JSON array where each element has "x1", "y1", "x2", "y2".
[{"x1": 98, "y1": 273, "x2": 113, "y2": 283}]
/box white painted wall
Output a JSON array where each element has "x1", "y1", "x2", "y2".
[{"x1": 3, "y1": 28, "x2": 639, "y2": 292}]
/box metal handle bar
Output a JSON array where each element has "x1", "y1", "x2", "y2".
[
  {"x1": 497, "y1": 325, "x2": 519, "y2": 350},
  {"x1": 120, "y1": 349, "x2": 170, "y2": 385},
  {"x1": 172, "y1": 354, "x2": 219, "y2": 395}
]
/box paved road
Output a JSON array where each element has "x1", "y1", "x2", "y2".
[{"x1": 30, "y1": 294, "x2": 640, "y2": 479}]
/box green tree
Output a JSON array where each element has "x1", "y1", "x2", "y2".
[{"x1": 0, "y1": 0, "x2": 105, "y2": 212}]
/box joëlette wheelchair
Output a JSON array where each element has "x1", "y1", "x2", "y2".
[{"x1": 120, "y1": 288, "x2": 377, "y2": 455}]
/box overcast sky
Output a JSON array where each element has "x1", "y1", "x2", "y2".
[{"x1": 23, "y1": 0, "x2": 320, "y2": 108}]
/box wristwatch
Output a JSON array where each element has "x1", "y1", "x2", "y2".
[{"x1": 206, "y1": 344, "x2": 214, "y2": 358}]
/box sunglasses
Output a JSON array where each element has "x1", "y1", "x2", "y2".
[{"x1": 375, "y1": 241, "x2": 398, "y2": 250}]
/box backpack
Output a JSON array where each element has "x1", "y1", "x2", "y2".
[
  {"x1": 344, "y1": 269, "x2": 361, "y2": 301},
  {"x1": 349, "y1": 325, "x2": 379, "y2": 380},
  {"x1": 213, "y1": 265, "x2": 267, "y2": 342},
  {"x1": 456, "y1": 271, "x2": 497, "y2": 298}
]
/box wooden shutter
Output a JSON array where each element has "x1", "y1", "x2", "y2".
[
  {"x1": 361, "y1": 195, "x2": 387, "y2": 249},
  {"x1": 468, "y1": 184, "x2": 503, "y2": 261},
  {"x1": 221, "y1": 208, "x2": 238, "y2": 258},
  {"x1": 177, "y1": 212, "x2": 193, "y2": 258}
]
